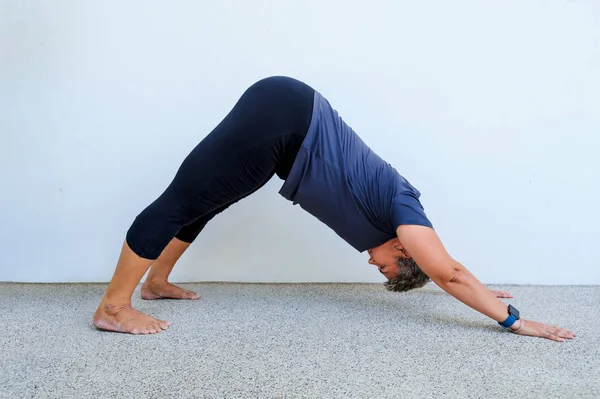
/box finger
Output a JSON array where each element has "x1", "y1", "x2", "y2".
[
  {"x1": 542, "y1": 328, "x2": 560, "y2": 341},
  {"x1": 546, "y1": 326, "x2": 576, "y2": 339},
  {"x1": 556, "y1": 328, "x2": 576, "y2": 339},
  {"x1": 546, "y1": 327, "x2": 574, "y2": 342},
  {"x1": 548, "y1": 333, "x2": 565, "y2": 342}
]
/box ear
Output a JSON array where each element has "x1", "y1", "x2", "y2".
[
  {"x1": 393, "y1": 240, "x2": 411, "y2": 258},
  {"x1": 392, "y1": 238, "x2": 404, "y2": 250}
]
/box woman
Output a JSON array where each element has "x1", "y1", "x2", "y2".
[{"x1": 93, "y1": 76, "x2": 575, "y2": 342}]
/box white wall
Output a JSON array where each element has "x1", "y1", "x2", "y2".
[{"x1": 1, "y1": 1, "x2": 599, "y2": 284}]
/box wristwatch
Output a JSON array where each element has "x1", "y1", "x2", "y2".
[{"x1": 498, "y1": 304, "x2": 520, "y2": 329}]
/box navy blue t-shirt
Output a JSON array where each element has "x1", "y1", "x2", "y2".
[{"x1": 279, "y1": 91, "x2": 433, "y2": 252}]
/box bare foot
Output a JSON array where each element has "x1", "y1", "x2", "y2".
[
  {"x1": 93, "y1": 303, "x2": 171, "y2": 334},
  {"x1": 141, "y1": 280, "x2": 200, "y2": 300}
]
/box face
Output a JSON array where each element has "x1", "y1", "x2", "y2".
[{"x1": 367, "y1": 238, "x2": 411, "y2": 280}]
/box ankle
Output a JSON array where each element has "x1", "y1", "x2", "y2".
[
  {"x1": 99, "y1": 300, "x2": 131, "y2": 316},
  {"x1": 145, "y1": 276, "x2": 168, "y2": 286}
]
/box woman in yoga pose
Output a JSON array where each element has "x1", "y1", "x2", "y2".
[{"x1": 93, "y1": 76, "x2": 575, "y2": 343}]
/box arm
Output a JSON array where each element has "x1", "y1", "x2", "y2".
[{"x1": 396, "y1": 225, "x2": 576, "y2": 342}]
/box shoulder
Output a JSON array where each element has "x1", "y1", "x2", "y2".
[{"x1": 388, "y1": 170, "x2": 433, "y2": 229}]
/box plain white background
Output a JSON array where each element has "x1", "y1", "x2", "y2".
[{"x1": 1, "y1": 1, "x2": 599, "y2": 284}]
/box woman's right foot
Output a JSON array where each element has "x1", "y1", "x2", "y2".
[{"x1": 93, "y1": 302, "x2": 171, "y2": 335}]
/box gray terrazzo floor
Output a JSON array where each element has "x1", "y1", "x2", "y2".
[{"x1": 0, "y1": 282, "x2": 598, "y2": 398}]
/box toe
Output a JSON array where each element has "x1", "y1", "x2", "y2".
[
  {"x1": 186, "y1": 291, "x2": 200, "y2": 299},
  {"x1": 160, "y1": 320, "x2": 171, "y2": 329}
]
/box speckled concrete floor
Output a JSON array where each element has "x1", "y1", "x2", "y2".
[{"x1": 0, "y1": 282, "x2": 598, "y2": 399}]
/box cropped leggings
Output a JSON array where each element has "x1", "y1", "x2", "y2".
[{"x1": 126, "y1": 76, "x2": 315, "y2": 259}]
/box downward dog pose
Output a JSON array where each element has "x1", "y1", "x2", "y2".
[{"x1": 94, "y1": 76, "x2": 575, "y2": 342}]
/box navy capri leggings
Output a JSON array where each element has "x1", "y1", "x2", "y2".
[{"x1": 126, "y1": 76, "x2": 315, "y2": 259}]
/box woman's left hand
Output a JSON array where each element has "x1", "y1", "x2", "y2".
[
  {"x1": 490, "y1": 289, "x2": 513, "y2": 298},
  {"x1": 512, "y1": 319, "x2": 576, "y2": 342}
]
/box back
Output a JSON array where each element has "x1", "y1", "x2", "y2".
[{"x1": 279, "y1": 91, "x2": 432, "y2": 252}]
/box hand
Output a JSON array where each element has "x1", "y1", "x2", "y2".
[
  {"x1": 511, "y1": 319, "x2": 576, "y2": 342},
  {"x1": 490, "y1": 289, "x2": 513, "y2": 298}
]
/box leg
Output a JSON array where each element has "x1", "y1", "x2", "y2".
[
  {"x1": 135, "y1": 77, "x2": 314, "y2": 301},
  {"x1": 94, "y1": 77, "x2": 314, "y2": 334},
  {"x1": 93, "y1": 240, "x2": 171, "y2": 334},
  {"x1": 94, "y1": 189, "x2": 200, "y2": 334},
  {"x1": 141, "y1": 238, "x2": 198, "y2": 300},
  {"x1": 141, "y1": 193, "x2": 249, "y2": 300}
]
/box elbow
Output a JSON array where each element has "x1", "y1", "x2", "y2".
[
  {"x1": 447, "y1": 269, "x2": 461, "y2": 284},
  {"x1": 435, "y1": 262, "x2": 466, "y2": 287}
]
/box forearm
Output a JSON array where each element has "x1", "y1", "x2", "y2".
[
  {"x1": 396, "y1": 225, "x2": 576, "y2": 341},
  {"x1": 434, "y1": 260, "x2": 509, "y2": 322}
]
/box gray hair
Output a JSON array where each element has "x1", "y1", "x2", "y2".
[{"x1": 384, "y1": 257, "x2": 430, "y2": 292}]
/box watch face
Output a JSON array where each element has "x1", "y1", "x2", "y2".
[{"x1": 508, "y1": 304, "x2": 520, "y2": 319}]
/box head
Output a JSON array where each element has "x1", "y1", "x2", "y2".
[{"x1": 367, "y1": 238, "x2": 430, "y2": 292}]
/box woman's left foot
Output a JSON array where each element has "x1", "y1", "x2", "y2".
[{"x1": 141, "y1": 281, "x2": 200, "y2": 300}]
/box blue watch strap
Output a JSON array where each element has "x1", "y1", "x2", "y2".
[
  {"x1": 498, "y1": 314, "x2": 518, "y2": 329},
  {"x1": 499, "y1": 304, "x2": 520, "y2": 329}
]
